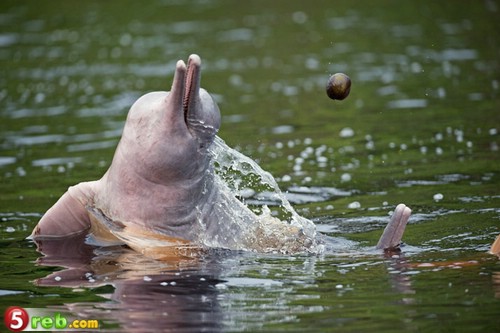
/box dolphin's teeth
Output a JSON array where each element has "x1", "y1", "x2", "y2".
[{"x1": 183, "y1": 57, "x2": 195, "y2": 122}]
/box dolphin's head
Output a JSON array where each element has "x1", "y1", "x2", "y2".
[{"x1": 118, "y1": 54, "x2": 221, "y2": 183}]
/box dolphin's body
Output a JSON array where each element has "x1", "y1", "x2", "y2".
[{"x1": 31, "y1": 54, "x2": 411, "y2": 256}]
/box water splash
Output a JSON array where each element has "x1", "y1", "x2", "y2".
[{"x1": 210, "y1": 136, "x2": 317, "y2": 243}]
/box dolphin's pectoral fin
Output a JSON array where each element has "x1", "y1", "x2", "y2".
[
  {"x1": 376, "y1": 204, "x2": 411, "y2": 250},
  {"x1": 490, "y1": 234, "x2": 500, "y2": 255},
  {"x1": 30, "y1": 181, "x2": 97, "y2": 240}
]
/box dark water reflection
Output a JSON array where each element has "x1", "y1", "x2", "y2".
[
  {"x1": 34, "y1": 235, "x2": 226, "y2": 332},
  {"x1": 1, "y1": 0, "x2": 500, "y2": 332}
]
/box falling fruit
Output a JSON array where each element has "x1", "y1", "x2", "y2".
[{"x1": 326, "y1": 73, "x2": 351, "y2": 100}]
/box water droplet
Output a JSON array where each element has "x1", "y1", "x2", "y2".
[
  {"x1": 292, "y1": 11, "x2": 308, "y2": 24},
  {"x1": 339, "y1": 127, "x2": 355, "y2": 138},
  {"x1": 15, "y1": 167, "x2": 26, "y2": 177},
  {"x1": 348, "y1": 201, "x2": 361, "y2": 209},
  {"x1": 341, "y1": 173, "x2": 352, "y2": 182},
  {"x1": 433, "y1": 193, "x2": 444, "y2": 202}
]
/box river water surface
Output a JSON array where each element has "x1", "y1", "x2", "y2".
[{"x1": 1, "y1": 1, "x2": 500, "y2": 332}]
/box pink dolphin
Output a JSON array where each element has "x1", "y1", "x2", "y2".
[{"x1": 30, "y1": 54, "x2": 411, "y2": 256}]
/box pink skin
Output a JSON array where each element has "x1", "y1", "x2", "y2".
[
  {"x1": 31, "y1": 55, "x2": 222, "y2": 243},
  {"x1": 376, "y1": 203, "x2": 412, "y2": 250},
  {"x1": 30, "y1": 54, "x2": 411, "y2": 253},
  {"x1": 30, "y1": 181, "x2": 98, "y2": 237},
  {"x1": 491, "y1": 234, "x2": 500, "y2": 255}
]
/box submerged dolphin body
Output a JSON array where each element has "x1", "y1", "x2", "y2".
[{"x1": 30, "y1": 54, "x2": 411, "y2": 256}]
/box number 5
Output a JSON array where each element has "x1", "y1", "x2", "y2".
[{"x1": 10, "y1": 311, "x2": 24, "y2": 329}]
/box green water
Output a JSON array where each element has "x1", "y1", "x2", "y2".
[{"x1": 1, "y1": 0, "x2": 500, "y2": 332}]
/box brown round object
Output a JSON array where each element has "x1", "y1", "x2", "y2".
[{"x1": 326, "y1": 73, "x2": 351, "y2": 100}]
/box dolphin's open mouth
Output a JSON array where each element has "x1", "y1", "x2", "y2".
[
  {"x1": 170, "y1": 54, "x2": 219, "y2": 143},
  {"x1": 182, "y1": 55, "x2": 201, "y2": 125}
]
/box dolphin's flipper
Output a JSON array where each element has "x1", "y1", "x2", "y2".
[
  {"x1": 376, "y1": 204, "x2": 411, "y2": 250},
  {"x1": 30, "y1": 181, "x2": 97, "y2": 239},
  {"x1": 490, "y1": 234, "x2": 500, "y2": 255}
]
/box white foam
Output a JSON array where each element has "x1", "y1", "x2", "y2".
[{"x1": 209, "y1": 136, "x2": 317, "y2": 252}]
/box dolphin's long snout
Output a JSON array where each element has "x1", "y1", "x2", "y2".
[{"x1": 169, "y1": 54, "x2": 202, "y2": 127}]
